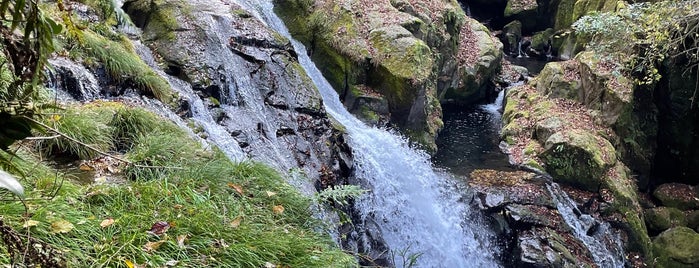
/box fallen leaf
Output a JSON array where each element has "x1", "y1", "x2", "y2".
[
  {"x1": 23, "y1": 220, "x2": 39, "y2": 228},
  {"x1": 79, "y1": 163, "x2": 93, "y2": 171},
  {"x1": 148, "y1": 221, "x2": 170, "y2": 235},
  {"x1": 50, "y1": 220, "x2": 74, "y2": 234},
  {"x1": 143, "y1": 240, "x2": 165, "y2": 252},
  {"x1": 124, "y1": 260, "x2": 134, "y2": 268},
  {"x1": 176, "y1": 234, "x2": 187, "y2": 249},
  {"x1": 272, "y1": 205, "x2": 284, "y2": 214},
  {"x1": 165, "y1": 260, "x2": 179, "y2": 266},
  {"x1": 230, "y1": 216, "x2": 242, "y2": 228},
  {"x1": 100, "y1": 218, "x2": 114, "y2": 228},
  {"x1": 265, "y1": 191, "x2": 277, "y2": 197},
  {"x1": 227, "y1": 182, "x2": 244, "y2": 195},
  {"x1": 173, "y1": 204, "x2": 183, "y2": 209},
  {"x1": 264, "y1": 262, "x2": 276, "y2": 268}
]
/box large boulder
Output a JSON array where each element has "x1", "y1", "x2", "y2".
[
  {"x1": 541, "y1": 130, "x2": 616, "y2": 191},
  {"x1": 532, "y1": 60, "x2": 581, "y2": 99},
  {"x1": 652, "y1": 227, "x2": 699, "y2": 267},
  {"x1": 504, "y1": 0, "x2": 538, "y2": 31},
  {"x1": 444, "y1": 17, "x2": 503, "y2": 104},
  {"x1": 653, "y1": 183, "x2": 699, "y2": 210},
  {"x1": 644, "y1": 207, "x2": 688, "y2": 234}
]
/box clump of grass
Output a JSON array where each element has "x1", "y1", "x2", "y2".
[
  {"x1": 109, "y1": 106, "x2": 163, "y2": 150},
  {"x1": 37, "y1": 106, "x2": 115, "y2": 160},
  {"x1": 78, "y1": 31, "x2": 173, "y2": 103},
  {"x1": 1, "y1": 102, "x2": 356, "y2": 267}
]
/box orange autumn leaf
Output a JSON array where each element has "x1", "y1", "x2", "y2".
[
  {"x1": 272, "y1": 205, "x2": 284, "y2": 214},
  {"x1": 227, "y1": 182, "x2": 244, "y2": 195}
]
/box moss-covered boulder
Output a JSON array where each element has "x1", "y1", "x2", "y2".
[
  {"x1": 504, "y1": 0, "x2": 538, "y2": 30},
  {"x1": 541, "y1": 129, "x2": 616, "y2": 191},
  {"x1": 652, "y1": 227, "x2": 699, "y2": 267},
  {"x1": 644, "y1": 207, "x2": 688, "y2": 233},
  {"x1": 501, "y1": 20, "x2": 522, "y2": 55},
  {"x1": 446, "y1": 17, "x2": 504, "y2": 104},
  {"x1": 654, "y1": 183, "x2": 699, "y2": 210},
  {"x1": 532, "y1": 60, "x2": 580, "y2": 99},
  {"x1": 527, "y1": 28, "x2": 554, "y2": 58}
]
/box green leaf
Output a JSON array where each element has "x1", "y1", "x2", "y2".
[
  {"x1": 45, "y1": 17, "x2": 63, "y2": 34},
  {"x1": 0, "y1": 169, "x2": 24, "y2": 198}
]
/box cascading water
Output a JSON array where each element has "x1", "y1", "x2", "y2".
[
  {"x1": 546, "y1": 183, "x2": 626, "y2": 267},
  {"x1": 236, "y1": 1, "x2": 500, "y2": 267}
]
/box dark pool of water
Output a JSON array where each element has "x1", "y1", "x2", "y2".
[
  {"x1": 433, "y1": 104, "x2": 515, "y2": 177},
  {"x1": 507, "y1": 56, "x2": 552, "y2": 75}
]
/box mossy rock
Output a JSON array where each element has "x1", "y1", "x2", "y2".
[
  {"x1": 502, "y1": 20, "x2": 522, "y2": 54},
  {"x1": 532, "y1": 61, "x2": 580, "y2": 100},
  {"x1": 449, "y1": 18, "x2": 503, "y2": 103},
  {"x1": 652, "y1": 227, "x2": 699, "y2": 267},
  {"x1": 645, "y1": 207, "x2": 688, "y2": 233},
  {"x1": 504, "y1": 0, "x2": 538, "y2": 30},
  {"x1": 654, "y1": 183, "x2": 699, "y2": 210},
  {"x1": 688, "y1": 210, "x2": 699, "y2": 231},
  {"x1": 541, "y1": 129, "x2": 616, "y2": 191},
  {"x1": 529, "y1": 28, "x2": 554, "y2": 53}
]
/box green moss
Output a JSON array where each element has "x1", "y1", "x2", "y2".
[
  {"x1": 653, "y1": 227, "x2": 699, "y2": 267},
  {"x1": 541, "y1": 130, "x2": 616, "y2": 191}
]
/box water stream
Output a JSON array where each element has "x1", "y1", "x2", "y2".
[{"x1": 236, "y1": 1, "x2": 500, "y2": 267}]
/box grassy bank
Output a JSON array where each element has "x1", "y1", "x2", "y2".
[{"x1": 0, "y1": 102, "x2": 354, "y2": 267}]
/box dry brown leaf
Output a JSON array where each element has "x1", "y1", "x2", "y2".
[
  {"x1": 227, "y1": 182, "x2": 244, "y2": 195},
  {"x1": 143, "y1": 240, "x2": 165, "y2": 253},
  {"x1": 50, "y1": 220, "x2": 74, "y2": 234},
  {"x1": 272, "y1": 205, "x2": 284, "y2": 214},
  {"x1": 79, "y1": 163, "x2": 93, "y2": 171},
  {"x1": 100, "y1": 218, "x2": 114, "y2": 228},
  {"x1": 148, "y1": 221, "x2": 170, "y2": 235},
  {"x1": 230, "y1": 216, "x2": 242, "y2": 228}
]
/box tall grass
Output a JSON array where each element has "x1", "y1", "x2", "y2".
[{"x1": 1, "y1": 102, "x2": 355, "y2": 267}]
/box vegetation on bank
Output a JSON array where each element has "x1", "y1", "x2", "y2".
[
  {"x1": 1, "y1": 102, "x2": 355, "y2": 267},
  {"x1": 572, "y1": 0, "x2": 699, "y2": 87}
]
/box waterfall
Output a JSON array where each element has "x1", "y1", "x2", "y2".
[
  {"x1": 546, "y1": 183, "x2": 625, "y2": 267},
  {"x1": 236, "y1": 1, "x2": 499, "y2": 267},
  {"x1": 517, "y1": 40, "x2": 524, "y2": 58}
]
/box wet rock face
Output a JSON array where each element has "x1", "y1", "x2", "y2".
[
  {"x1": 121, "y1": 0, "x2": 351, "y2": 183},
  {"x1": 468, "y1": 169, "x2": 599, "y2": 267}
]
